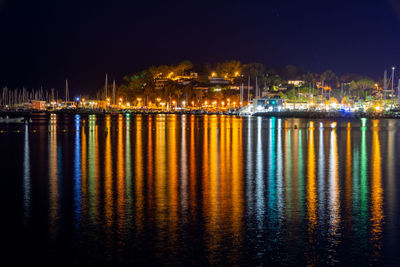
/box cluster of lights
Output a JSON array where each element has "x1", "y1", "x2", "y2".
[{"x1": 210, "y1": 72, "x2": 240, "y2": 78}]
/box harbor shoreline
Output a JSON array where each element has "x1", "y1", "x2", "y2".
[{"x1": 1, "y1": 109, "x2": 399, "y2": 119}]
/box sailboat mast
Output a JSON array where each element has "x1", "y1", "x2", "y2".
[
  {"x1": 105, "y1": 74, "x2": 108, "y2": 100},
  {"x1": 391, "y1": 67, "x2": 395, "y2": 108},
  {"x1": 112, "y1": 80, "x2": 116, "y2": 105},
  {"x1": 384, "y1": 70, "x2": 387, "y2": 102},
  {"x1": 65, "y1": 79, "x2": 69, "y2": 102},
  {"x1": 247, "y1": 76, "x2": 250, "y2": 103},
  {"x1": 255, "y1": 75, "x2": 258, "y2": 98}
]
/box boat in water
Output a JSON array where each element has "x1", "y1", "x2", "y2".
[{"x1": 0, "y1": 116, "x2": 24, "y2": 123}]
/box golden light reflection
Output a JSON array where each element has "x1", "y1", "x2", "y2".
[
  {"x1": 345, "y1": 125, "x2": 352, "y2": 222},
  {"x1": 167, "y1": 115, "x2": 178, "y2": 244},
  {"x1": 370, "y1": 120, "x2": 384, "y2": 257},
  {"x1": 189, "y1": 115, "x2": 197, "y2": 216},
  {"x1": 104, "y1": 116, "x2": 113, "y2": 227},
  {"x1": 208, "y1": 115, "x2": 220, "y2": 249},
  {"x1": 305, "y1": 125, "x2": 317, "y2": 267},
  {"x1": 147, "y1": 115, "x2": 154, "y2": 215},
  {"x1": 231, "y1": 117, "x2": 243, "y2": 250},
  {"x1": 81, "y1": 119, "x2": 87, "y2": 223},
  {"x1": 201, "y1": 115, "x2": 222, "y2": 260},
  {"x1": 117, "y1": 115, "x2": 126, "y2": 230},
  {"x1": 125, "y1": 116, "x2": 132, "y2": 226},
  {"x1": 155, "y1": 115, "x2": 167, "y2": 242},
  {"x1": 202, "y1": 115, "x2": 209, "y2": 217},
  {"x1": 220, "y1": 116, "x2": 229, "y2": 229},
  {"x1": 49, "y1": 114, "x2": 58, "y2": 239},
  {"x1": 180, "y1": 115, "x2": 188, "y2": 214},
  {"x1": 135, "y1": 115, "x2": 144, "y2": 233},
  {"x1": 307, "y1": 126, "x2": 317, "y2": 230}
]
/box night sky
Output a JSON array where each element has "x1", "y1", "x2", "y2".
[{"x1": 1, "y1": 0, "x2": 400, "y2": 95}]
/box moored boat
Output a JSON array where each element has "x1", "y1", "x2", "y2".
[{"x1": 0, "y1": 116, "x2": 24, "y2": 123}]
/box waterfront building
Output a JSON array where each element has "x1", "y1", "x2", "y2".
[
  {"x1": 31, "y1": 100, "x2": 46, "y2": 110},
  {"x1": 155, "y1": 78, "x2": 169, "y2": 90},
  {"x1": 288, "y1": 80, "x2": 305, "y2": 86},
  {"x1": 208, "y1": 76, "x2": 231, "y2": 85},
  {"x1": 253, "y1": 95, "x2": 284, "y2": 112}
]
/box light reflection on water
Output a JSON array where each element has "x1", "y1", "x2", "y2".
[{"x1": 6, "y1": 115, "x2": 400, "y2": 265}]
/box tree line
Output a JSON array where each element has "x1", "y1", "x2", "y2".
[{"x1": 108, "y1": 60, "x2": 381, "y2": 106}]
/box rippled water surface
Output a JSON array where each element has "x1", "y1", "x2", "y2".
[{"x1": 1, "y1": 114, "x2": 400, "y2": 265}]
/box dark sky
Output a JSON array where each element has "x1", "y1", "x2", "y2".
[{"x1": 1, "y1": 0, "x2": 400, "y2": 95}]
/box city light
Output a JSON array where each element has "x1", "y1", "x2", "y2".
[{"x1": 361, "y1": 118, "x2": 367, "y2": 127}]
